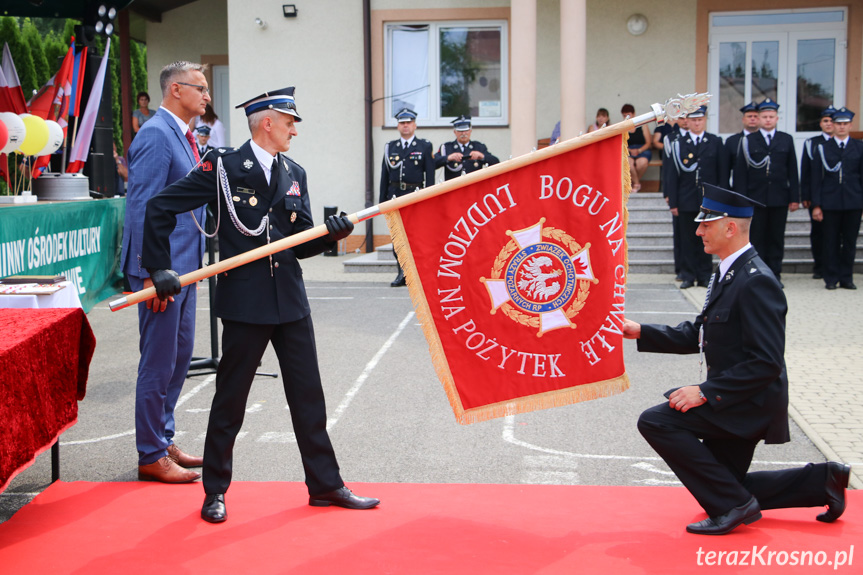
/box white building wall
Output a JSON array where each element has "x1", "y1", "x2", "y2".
[
  {"x1": 144, "y1": 0, "x2": 228, "y2": 107},
  {"x1": 586, "y1": 0, "x2": 696, "y2": 123}
]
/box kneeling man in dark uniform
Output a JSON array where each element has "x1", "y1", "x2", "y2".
[
  {"x1": 624, "y1": 184, "x2": 850, "y2": 535},
  {"x1": 142, "y1": 87, "x2": 379, "y2": 523}
]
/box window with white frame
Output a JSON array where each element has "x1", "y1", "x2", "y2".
[{"x1": 385, "y1": 20, "x2": 508, "y2": 127}]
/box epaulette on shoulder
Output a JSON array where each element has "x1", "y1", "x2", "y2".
[{"x1": 213, "y1": 147, "x2": 238, "y2": 156}]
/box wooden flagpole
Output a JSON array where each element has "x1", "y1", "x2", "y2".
[{"x1": 109, "y1": 93, "x2": 709, "y2": 312}]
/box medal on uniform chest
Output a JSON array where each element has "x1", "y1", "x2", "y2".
[
  {"x1": 232, "y1": 195, "x2": 240, "y2": 202},
  {"x1": 290, "y1": 212, "x2": 297, "y2": 223},
  {"x1": 688, "y1": 153, "x2": 694, "y2": 158},
  {"x1": 414, "y1": 160, "x2": 418, "y2": 165},
  {"x1": 395, "y1": 155, "x2": 400, "y2": 161},
  {"x1": 249, "y1": 196, "x2": 258, "y2": 207}
]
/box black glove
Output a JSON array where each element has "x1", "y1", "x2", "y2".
[
  {"x1": 148, "y1": 269, "x2": 182, "y2": 300},
  {"x1": 325, "y1": 212, "x2": 354, "y2": 242}
]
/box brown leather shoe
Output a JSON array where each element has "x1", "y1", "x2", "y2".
[
  {"x1": 138, "y1": 456, "x2": 201, "y2": 483},
  {"x1": 167, "y1": 444, "x2": 204, "y2": 468}
]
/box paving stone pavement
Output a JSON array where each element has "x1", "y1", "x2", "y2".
[{"x1": 310, "y1": 254, "x2": 862, "y2": 490}]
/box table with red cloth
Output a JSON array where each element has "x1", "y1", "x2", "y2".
[{"x1": 0, "y1": 308, "x2": 95, "y2": 493}]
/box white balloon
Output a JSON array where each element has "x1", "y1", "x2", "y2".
[
  {"x1": 0, "y1": 112, "x2": 26, "y2": 155},
  {"x1": 37, "y1": 120, "x2": 64, "y2": 156}
]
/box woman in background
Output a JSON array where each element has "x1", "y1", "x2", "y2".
[{"x1": 622, "y1": 103, "x2": 652, "y2": 192}]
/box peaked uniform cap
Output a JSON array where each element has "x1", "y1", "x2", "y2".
[
  {"x1": 695, "y1": 183, "x2": 764, "y2": 222},
  {"x1": 757, "y1": 98, "x2": 779, "y2": 111},
  {"x1": 831, "y1": 107, "x2": 855, "y2": 123},
  {"x1": 236, "y1": 87, "x2": 302, "y2": 121},
  {"x1": 395, "y1": 107, "x2": 418, "y2": 122},
  {"x1": 821, "y1": 105, "x2": 838, "y2": 118},
  {"x1": 740, "y1": 102, "x2": 757, "y2": 113},
  {"x1": 451, "y1": 115, "x2": 472, "y2": 131},
  {"x1": 687, "y1": 105, "x2": 707, "y2": 118}
]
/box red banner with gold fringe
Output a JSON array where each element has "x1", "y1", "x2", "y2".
[{"x1": 388, "y1": 134, "x2": 631, "y2": 424}]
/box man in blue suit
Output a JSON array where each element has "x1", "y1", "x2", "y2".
[{"x1": 120, "y1": 61, "x2": 210, "y2": 483}]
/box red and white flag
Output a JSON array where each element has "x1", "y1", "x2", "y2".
[
  {"x1": 1, "y1": 43, "x2": 28, "y2": 115},
  {"x1": 68, "y1": 39, "x2": 110, "y2": 174},
  {"x1": 29, "y1": 40, "x2": 75, "y2": 178},
  {"x1": 389, "y1": 134, "x2": 632, "y2": 423}
]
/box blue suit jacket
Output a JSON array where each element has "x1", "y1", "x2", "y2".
[{"x1": 120, "y1": 107, "x2": 206, "y2": 278}]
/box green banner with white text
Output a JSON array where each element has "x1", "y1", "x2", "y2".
[{"x1": 0, "y1": 199, "x2": 125, "y2": 312}]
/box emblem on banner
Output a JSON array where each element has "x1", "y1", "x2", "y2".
[{"x1": 480, "y1": 218, "x2": 597, "y2": 337}]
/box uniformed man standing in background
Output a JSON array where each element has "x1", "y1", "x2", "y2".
[
  {"x1": 379, "y1": 107, "x2": 435, "y2": 286},
  {"x1": 810, "y1": 107, "x2": 862, "y2": 291},
  {"x1": 799, "y1": 106, "x2": 835, "y2": 280},
  {"x1": 733, "y1": 99, "x2": 799, "y2": 286},
  {"x1": 434, "y1": 115, "x2": 499, "y2": 181},
  {"x1": 723, "y1": 102, "x2": 759, "y2": 190},
  {"x1": 665, "y1": 106, "x2": 728, "y2": 289}
]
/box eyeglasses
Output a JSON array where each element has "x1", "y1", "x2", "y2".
[{"x1": 176, "y1": 82, "x2": 210, "y2": 95}]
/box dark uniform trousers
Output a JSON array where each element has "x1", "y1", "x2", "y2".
[
  {"x1": 800, "y1": 135, "x2": 830, "y2": 276},
  {"x1": 433, "y1": 140, "x2": 500, "y2": 181},
  {"x1": 636, "y1": 248, "x2": 829, "y2": 517},
  {"x1": 734, "y1": 131, "x2": 800, "y2": 280},
  {"x1": 662, "y1": 130, "x2": 683, "y2": 275},
  {"x1": 143, "y1": 141, "x2": 345, "y2": 497},
  {"x1": 811, "y1": 138, "x2": 863, "y2": 286},
  {"x1": 667, "y1": 132, "x2": 728, "y2": 284}
]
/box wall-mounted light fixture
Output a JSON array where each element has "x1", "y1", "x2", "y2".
[
  {"x1": 283, "y1": 4, "x2": 298, "y2": 18},
  {"x1": 255, "y1": 17, "x2": 267, "y2": 29}
]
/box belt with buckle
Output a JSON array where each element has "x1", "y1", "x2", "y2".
[{"x1": 397, "y1": 182, "x2": 421, "y2": 191}]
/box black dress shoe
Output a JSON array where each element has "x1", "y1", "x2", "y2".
[
  {"x1": 840, "y1": 282, "x2": 857, "y2": 290},
  {"x1": 309, "y1": 486, "x2": 380, "y2": 510},
  {"x1": 390, "y1": 272, "x2": 406, "y2": 287},
  {"x1": 817, "y1": 462, "x2": 851, "y2": 523},
  {"x1": 813, "y1": 272, "x2": 823, "y2": 279},
  {"x1": 686, "y1": 496, "x2": 762, "y2": 535},
  {"x1": 826, "y1": 283, "x2": 838, "y2": 290},
  {"x1": 202, "y1": 493, "x2": 227, "y2": 523},
  {"x1": 679, "y1": 280, "x2": 695, "y2": 289},
  {"x1": 675, "y1": 274, "x2": 684, "y2": 282}
]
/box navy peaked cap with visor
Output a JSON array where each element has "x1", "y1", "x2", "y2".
[
  {"x1": 236, "y1": 87, "x2": 302, "y2": 121},
  {"x1": 452, "y1": 115, "x2": 472, "y2": 131},
  {"x1": 695, "y1": 183, "x2": 764, "y2": 222},
  {"x1": 831, "y1": 107, "x2": 855, "y2": 123},
  {"x1": 739, "y1": 102, "x2": 757, "y2": 113},
  {"x1": 395, "y1": 107, "x2": 418, "y2": 122},
  {"x1": 821, "y1": 105, "x2": 838, "y2": 118},
  {"x1": 757, "y1": 98, "x2": 779, "y2": 112}
]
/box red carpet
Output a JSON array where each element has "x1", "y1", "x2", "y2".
[{"x1": 0, "y1": 482, "x2": 859, "y2": 574}]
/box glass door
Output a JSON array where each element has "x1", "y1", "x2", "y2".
[{"x1": 708, "y1": 8, "x2": 847, "y2": 151}]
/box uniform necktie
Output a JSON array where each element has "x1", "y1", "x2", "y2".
[
  {"x1": 402, "y1": 140, "x2": 408, "y2": 150},
  {"x1": 270, "y1": 157, "x2": 279, "y2": 187},
  {"x1": 185, "y1": 129, "x2": 200, "y2": 163},
  {"x1": 839, "y1": 141, "x2": 845, "y2": 149},
  {"x1": 695, "y1": 136, "x2": 701, "y2": 146},
  {"x1": 766, "y1": 133, "x2": 772, "y2": 146}
]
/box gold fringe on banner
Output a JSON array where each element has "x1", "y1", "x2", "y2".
[{"x1": 385, "y1": 133, "x2": 634, "y2": 425}]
